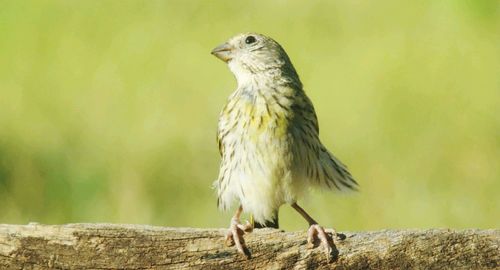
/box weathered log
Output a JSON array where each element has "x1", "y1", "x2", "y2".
[{"x1": 0, "y1": 223, "x2": 498, "y2": 269}]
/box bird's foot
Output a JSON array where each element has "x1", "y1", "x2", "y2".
[
  {"x1": 307, "y1": 224, "x2": 339, "y2": 262},
  {"x1": 225, "y1": 217, "x2": 253, "y2": 258}
]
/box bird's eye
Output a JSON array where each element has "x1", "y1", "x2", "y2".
[{"x1": 245, "y1": 36, "x2": 256, "y2": 44}]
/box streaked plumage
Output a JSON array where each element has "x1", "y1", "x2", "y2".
[{"x1": 213, "y1": 33, "x2": 357, "y2": 224}]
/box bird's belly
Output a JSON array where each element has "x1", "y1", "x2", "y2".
[{"x1": 221, "y1": 114, "x2": 304, "y2": 222}]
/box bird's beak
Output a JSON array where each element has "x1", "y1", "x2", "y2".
[{"x1": 211, "y1": 42, "x2": 233, "y2": 63}]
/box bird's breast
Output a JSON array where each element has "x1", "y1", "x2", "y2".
[{"x1": 222, "y1": 89, "x2": 294, "y2": 139}]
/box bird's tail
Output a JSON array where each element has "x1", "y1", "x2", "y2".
[
  {"x1": 319, "y1": 148, "x2": 359, "y2": 192},
  {"x1": 251, "y1": 211, "x2": 279, "y2": 229}
]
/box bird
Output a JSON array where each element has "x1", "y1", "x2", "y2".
[{"x1": 211, "y1": 33, "x2": 358, "y2": 260}]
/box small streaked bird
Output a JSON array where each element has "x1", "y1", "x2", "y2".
[{"x1": 211, "y1": 33, "x2": 358, "y2": 260}]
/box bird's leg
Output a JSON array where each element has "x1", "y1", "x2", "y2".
[
  {"x1": 292, "y1": 202, "x2": 338, "y2": 260},
  {"x1": 225, "y1": 205, "x2": 253, "y2": 258}
]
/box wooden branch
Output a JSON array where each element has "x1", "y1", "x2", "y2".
[{"x1": 0, "y1": 224, "x2": 498, "y2": 269}]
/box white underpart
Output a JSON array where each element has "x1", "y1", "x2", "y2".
[{"x1": 216, "y1": 79, "x2": 306, "y2": 223}]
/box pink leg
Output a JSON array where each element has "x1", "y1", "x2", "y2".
[
  {"x1": 292, "y1": 203, "x2": 338, "y2": 261},
  {"x1": 225, "y1": 205, "x2": 253, "y2": 258}
]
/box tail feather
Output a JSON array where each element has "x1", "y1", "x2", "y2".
[
  {"x1": 251, "y1": 211, "x2": 279, "y2": 229},
  {"x1": 320, "y1": 148, "x2": 358, "y2": 192}
]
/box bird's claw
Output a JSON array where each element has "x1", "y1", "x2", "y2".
[
  {"x1": 307, "y1": 224, "x2": 337, "y2": 262},
  {"x1": 225, "y1": 218, "x2": 253, "y2": 259}
]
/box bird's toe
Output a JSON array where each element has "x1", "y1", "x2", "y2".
[
  {"x1": 307, "y1": 224, "x2": 337, "y2": 262},
  {"x1": 225, "y1": 221, "x2": 252, "y2": 259}
]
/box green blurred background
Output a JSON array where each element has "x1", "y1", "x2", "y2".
[{"x1": 0, "y1": 1, "x2": 498, "y2": 230}]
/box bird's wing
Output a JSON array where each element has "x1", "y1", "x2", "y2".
[
  {"x1": 293, "y1": 90, "x2": 359, "y2": 191},
  {"x1": 294, "y1": 93, "x2": 320, "y2": 136}
]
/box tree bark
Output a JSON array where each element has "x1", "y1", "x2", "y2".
[{"x1": 0, "y1": 223, "x2": 498, "y2": 269}]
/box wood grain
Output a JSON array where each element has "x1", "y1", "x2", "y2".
[{"x1": 0, "y1": 224, "x2": 498, "y2": 269}]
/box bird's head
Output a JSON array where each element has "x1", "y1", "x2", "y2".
[{"x1": 211, "y1": 33, "x2": 300, "y2": 87}]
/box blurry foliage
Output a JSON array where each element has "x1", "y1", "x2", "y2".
[{"x1": 0, "y1": 0, "x2": 498, "y2": 230}]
